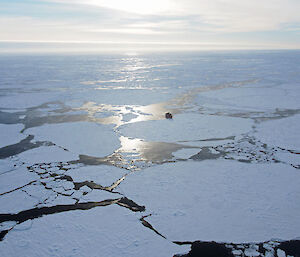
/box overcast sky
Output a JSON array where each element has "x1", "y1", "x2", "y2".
[{"x1": 1, "y1": 0, "x2": 300, "y2": 52}]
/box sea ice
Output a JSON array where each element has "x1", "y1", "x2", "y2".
[
  {"x1": 64, "y1": 165, "x2": 128, "y2": 189},
  {"x1": 0, "y1": 166, "x2": 38, "y2": 195},
  {"x1": 0, "y1": 124, "x2": 26, "y2": 147},
  {"x1": 0, "y1": 189, "x2": 40, "y2": 213},
  {"x1": 0, "y1": 205, "x2": 188, "y2": 257},
  {"x1": 26, "y1": 122, "x2": 120, "y2": 157},
  {"x1": 197, "y1": 83, "x2": 300, "y2": 111},
  {"x1": 119, "y1": 113, "x2": 253, "y2": 144},
  {"x1": 255, "y1": 114, "x2": 300, "y2": 150},
  {"x1": 0, "y1": 92, "x2": 66, "y2": 109},
  {"x1": 120, "y1": 160, "x2": 300, "y2": 243},
  {"x1": 17, "y1": 146, "x2": 79, "y2": 164}
]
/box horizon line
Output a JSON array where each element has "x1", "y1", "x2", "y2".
[{"x1": 1, "y1": 40, "x2": 299, "y2": 55}]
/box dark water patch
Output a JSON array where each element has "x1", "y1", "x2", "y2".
[
  {"x1": 54, "y1": 174, "x2": 73, "y2": 182},
  {"x1": 258, "y1": 242, "x2": 267, "y2": 256},
  {"x1": 288, "y1": 150, "x2": 300, "y2": 155},
  {"x1": 0, "y1": 230, "x2": 9, "y2": 241},
  {"x1": 173, "y1": 241, "x2": 193, "y2": 246},
  {"x1": 179, "y1": 136, "x2": 235, "y2": 143},
  {"x1": 1, "y1": 101, "x2": 92, "y2": 131},
  {"x1": 140, "y1": 214, "x2": 166, "y2": 239},
  {"x1": 74, "y1": 181, "x2": 105, "y2": 191},
  {"x1": 73, "y1": 154, "x2": 108, "y2": 166},
  {"x1": 184, "y1": 241, "x2": 234, "y2": 257},
  {"x1": 237, "y1": 159, "x2": 252, "y2": 163},
  {"x1": 22, "y1": 114, "x2": 89, "y2": 131},
  {"x1": 199, "y1": 136, "x2": 235, "y2": 142},
  {"x1": 0, "y1": 101, "x2": 73, "y2": 127},
  {"x1": 73, "y1": 175, "x2": 126, "y2": 193},
  {"x1": 278, "y1": 240, "x2": 300, "y2": 256},
  {"x1": 174, "y1": 240, "x2": 300, "y2": 257},
  {"x1": 118, "y1": 197, "x2": 145, "y2": 212},
  {"x1": 190, "y1": 147, "x2": 225, "y2": 161},
  {"x1": 0, "y1": 135, "x2": 53, "y2": 159}
]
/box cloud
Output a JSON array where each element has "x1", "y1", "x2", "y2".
[
  {"x1": 1, "y1": 0, "x2": 299, "y2": 51},
  {"x1": 41, "y1": 0, "x2": 176, "y2": 15},
  {"x1": 173, "y1": 0, "x2": 300, "y2": 32},
  {"x1": 42, "y1": 0, "x2": 300, "y2": 32}
]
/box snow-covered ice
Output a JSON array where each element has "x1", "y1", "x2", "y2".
[
  {"x1": 26, "y1": 122, "x2": 120, "y2": 157},
  {"x1": 64, "y1": 165, "x2": 128, "y2": 188},
  {"x1": 0, "y1": 124, "x2": 25, "y2": 147},
  {"x1": 0, "y1": 205, "x2": 188, "y2": 257},
  {"x1": 120, "y1": 113, "x2": 253, "y2": 143},
  {"x1": 197, "y1": 83, "x2": 300, "y2": 111},
  {"x1": 255, "y1": 114, "x2": 300, "y2": 150},
  {"x1": 17, "y1": 146, "x2": 79, "y2": 164},
  {"x1": 120, "y1": 160, "x2": 300, "y2": 243}
]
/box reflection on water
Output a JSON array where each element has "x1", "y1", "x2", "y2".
[
  {"x1": 75, "y1": 79, "x2": 259, "y2": 128},
  {"x1": 119, "y1": 136, "x2": 198, "y2": 163},
  {"x1": 75, "y1": 136, "x2": 199, "y2": 170},
  {"x1": 75, "y1": 101, "x2": 170, "y2": 127},
  {"x1": 80, "y1": 55, "x2": 178, "y2": 91}
]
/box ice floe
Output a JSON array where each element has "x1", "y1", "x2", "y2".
[
  {"x1": 255, "y1": 114, "x2": 300, "y2": 150},
  {"x1": 119, "y1": 113, "x2": 253, "y2": 144},
  {"x1": 0, "y1": 124, "x2": 25, "y2": 148},
  {"x1": 0, "y1": 205, "x2": 188, "y2": 257},
  {"x1": 26, "y1": 122, "x2": 120, "y2": 157},
  {"x1": 120, "y1": 160, "x2": 300, "y2": 243}
]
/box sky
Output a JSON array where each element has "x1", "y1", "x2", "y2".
[{"x1": 0, "y1": 0, "x2": 300, "y2": 53}]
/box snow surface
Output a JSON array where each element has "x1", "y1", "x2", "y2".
[
  {"x1": 0, "y1": 89, "x2": 72, "y2": 109},
  {"x1": 17, "y1": 146, "x2": 79, "y2": 164},
  {"x1": 0, "y1": 166, "x2": 38, "y2": 195},
  {"x1": 197, "y1": 83, "x2": 300, "y2": 111},
  {"x1": 255, "y1": 114, "x2": 300, "y2": 150},
  {"x1": 0, "y1": 124, "x2": 25, "y2": 147},
  {"x1": 120, "y1": 160, "x2": 300, "y2": 243},
  {"x1": 26, "y1": 122, "x2": 120, "y2": 157},
  {"x1": 64, "y1": 165, "x2": 128, "y2": 188},
  {"x1": 120, "y1": 113, "x2": 253, "y2": 143},
  {"x1": 0, "y1": 205, "x2": 188, "y2": 257},
  {"x1": 0, "y1": 166, "x2": 40, "y2": 213}
]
